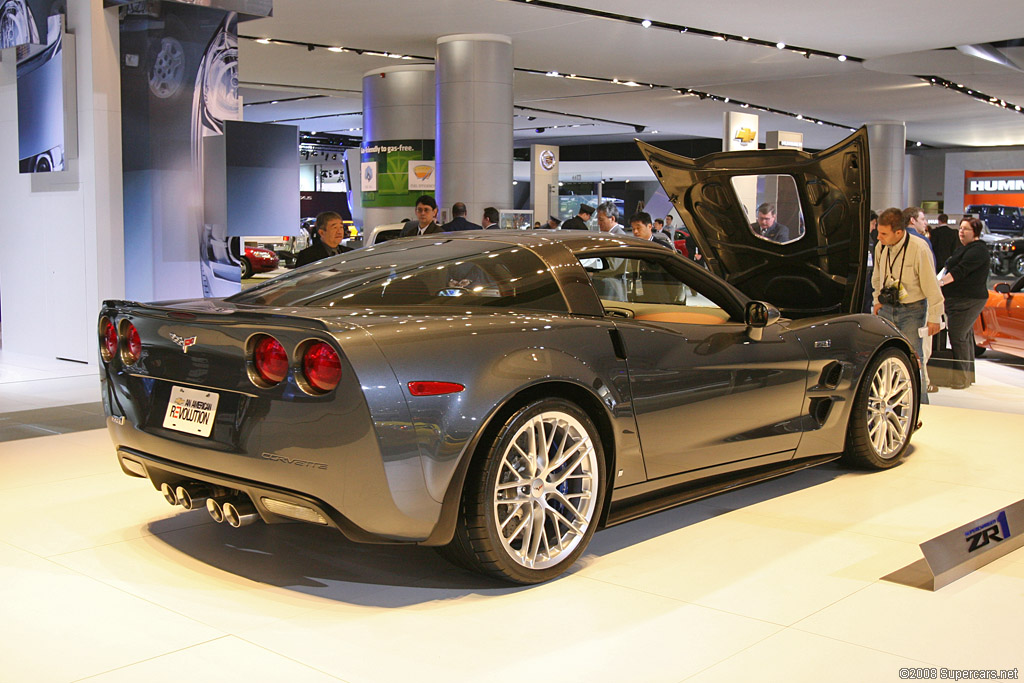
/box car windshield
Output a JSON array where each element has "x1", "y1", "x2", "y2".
[{"x1": 228, "y1": 239, "x2": 568, "y2": 312}]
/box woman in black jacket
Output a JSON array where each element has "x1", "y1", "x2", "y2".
[{"x1": 939, "y1": 216, "x2": 990, "y2": 389}]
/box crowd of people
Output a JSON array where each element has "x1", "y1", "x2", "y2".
[
  {"x1": 868, "y1": 205, "x2": 992, "y2": 395},
  {"x1": 300, "y1": 197, "x2": 994, "y2": 396}
]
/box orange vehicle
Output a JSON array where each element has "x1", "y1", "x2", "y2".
[{"x1": 973, "y1": 276, "x2": 1024, "y2": 358}]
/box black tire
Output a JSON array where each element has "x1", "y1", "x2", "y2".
[
  {"x1": 843, "y1": 347, "x2": 918, "y2": 469},
  {"x1": 441, "y1": 398, "x2": 606, "y2": 584},
  {"x1": 240, "y1": 257, "x2": 252, "y2": 279},
  {"x1": 1012, "y1": 254, "x2": 1024, "y2": 278},
  {"x1": 975, "y1": 345, "x2": 987, "y2": 357}
]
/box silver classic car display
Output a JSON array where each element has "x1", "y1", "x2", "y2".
[{"x1": 100, "y1": 129, "x2": 922, "y2": 583}]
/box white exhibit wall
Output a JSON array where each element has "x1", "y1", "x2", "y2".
[{"x1": 0, "y1": 0, "x2": 123, "y2": 365}]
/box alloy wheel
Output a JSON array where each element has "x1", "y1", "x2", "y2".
[
  {"x1": 492, "y1": 411, "x2": 599, "y2": 570},
  {"x1": 865, "y1": 356, "x2": 914, "y2": 458},
  {"x1": 150, "y1": 36, "x2": 185, "y2": 99}
]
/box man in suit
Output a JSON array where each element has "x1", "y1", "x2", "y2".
[
  {"x1": 546, "y1": 216, "x2": 561, "y2": 229},
  {"x1": 930, "y1": 213, "x2": 959, "y2": 271},
  {"x1": 441, "y1": 202, "x2": 482, "y2": 231},
  {"x1": 294, "y1": 211, "x2": 352, "y2": 267},
  {"x1": 752, "y1": 202, "x2": 791, "y2": 243},
  {"x1": 400, "y1": 195, "x2": 444, "y2": 237},
  {"x1": 561, "y1": 203, "x2": 595, "y2": 231},
  {"x1": 595, "y1": 201, "x2": 627, "y2": 235},
  {"x1": 629, "y1": 211, "x2": 673, "y2": 249},
  {"x1": 481, "y1": 206, "x2": 500, "y2": 229}
]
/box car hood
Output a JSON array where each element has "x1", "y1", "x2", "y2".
[{"x1": 638, "y1": 128, "x2": 870, "y2": 317}]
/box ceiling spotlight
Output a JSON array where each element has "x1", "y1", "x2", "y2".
[
  {"x1": 796, "y1": 114, "x2": 803, "y2": 120},
  {"x1": 634, "y1": 125, "x2": 646, "y2": 133},
  {"x1": 916, "y1": 141, "x2": 922, "y2": 147},
  {"x1": 307, "y1": 44, "x2": 315, "y2": 52},
  {"x1": 536, "y1": 127, "x2": 545, "y2": 133},
  {"x1": 742, "y1": 36, "x2": 750, "y2": 41},
  {"x1": 713, "y1": 35, "x2": 725, "y2": 41},
  {"x1": 838, "y1": 54, "x2": 847, "y2": 62},
  {"x1": 776, "y1": 42, "x2": 786, "y2": 49},
  {"x1": 513, "y1": 180, "x2": 518, "y2": 185},
  {"x1": 680, "y1": 28, "x2": 688, "y2": 33},
  {"x1": 255, "y1": 38, "x2": 271, "y2": 45},
  {"x1": 558, "y1": 182, "x2": 564, "y2": 186},
  {"x1": 546, "y1": 71, "x2": 560, "y2": 77},
  {"x1": 328, "y1": 46, "x2": 345, "y2": 53},
  {"x1": 651, "y1": 130, "x2": 659, "y2": 134},
  {"x1": 641, "y1": 19, "x2": 652, "y2": 28},
  {"x1": 724, "y1": 97, "x2": 730, "y2": 103}
]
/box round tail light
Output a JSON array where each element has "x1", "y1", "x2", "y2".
[
  {"x1": 253, "y1": 336, "x2": 288, "y2": 385},
  {"x1": 122, "y1": 322, "x2": 142, "y2": 364},
  {"x1": 302, "y1": 342, "x2": 341, "y2": 392},
  {"x1": 101, "y1": 318, "x2": 117, "y2": 362}
]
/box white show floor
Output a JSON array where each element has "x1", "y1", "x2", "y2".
[{"x1": 1, "y1": 405, "x2": 1022, "y2": 683}]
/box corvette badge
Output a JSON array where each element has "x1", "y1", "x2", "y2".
[{"x1": 170, "y1": 333, "x2": 197, "y2": 353}]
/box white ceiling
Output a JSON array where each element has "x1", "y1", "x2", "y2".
[{"x1": 237, "y1": 0, "x2": 1024, "y2": 151}]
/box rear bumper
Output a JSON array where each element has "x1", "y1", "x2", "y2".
[{"x1": 117, "y1": 445, "x2": 414, "y2": 545}]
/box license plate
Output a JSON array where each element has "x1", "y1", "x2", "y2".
[{"x1": 163, "y1": 386, "x2": 219, "y2": 438}]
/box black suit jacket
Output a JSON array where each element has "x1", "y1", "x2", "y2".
[
  {"x1": 441, "y1": 216, "x2": 482, "y2": 232},
  {"x1": 930, "y1": 225, "x2": 959, "y2": 270},
  {"x1": 294, "y1": 241, "x2": 351, "y2": 268},
  {"x1": 400, "y1": 221, "x2": 443, "y2": 237},
  {"x1": 561, "y1": 215, "x2": 590, "y2": 231}
]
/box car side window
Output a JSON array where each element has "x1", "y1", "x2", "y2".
[
  {"x1": 322, "y1": 247, "x2": 568, "y2": 312},
  {"x1": 578, "y1": 255, "x2": 731, "y2": 324}
]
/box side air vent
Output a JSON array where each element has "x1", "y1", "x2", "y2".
[
  {"x1": 809, "y1": 397, "x2": 835, "y2": 426},
  {"x1": 820, "y1": 361, "x2": 844, "y2": 389}
]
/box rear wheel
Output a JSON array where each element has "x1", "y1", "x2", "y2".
[
  {"x1": 844, "y1": 347, "x2": 917, "y2": 469},
  {"x1": 442, "y1": 398, "x2": 605, "y2": 584},
  {"x1": 240, "y1": 257, "x2": 252, "y2": 279}
]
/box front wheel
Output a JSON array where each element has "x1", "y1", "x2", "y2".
[
  {"x1": 240, "y1": 257, "x2": 252, "y2": 279},
  {"x1": 1012, "y1": 254, "x2": 1024, "y2": 278},
  {"x1": 844, "y1": 347, "x2": 918, "y2": 469},
  {"x1": 442, "y1": 398, "x2": 606, "y2": 584}
]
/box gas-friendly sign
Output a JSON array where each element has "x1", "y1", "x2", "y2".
[{"x1": 360, "y1": 139, "x2": 435, "y2": 207}]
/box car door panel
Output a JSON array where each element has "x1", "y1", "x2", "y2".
[{"x1": 616, "y1": 319, "x2": 809, "y2": 479}]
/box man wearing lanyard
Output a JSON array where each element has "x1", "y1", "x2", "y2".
[{"x1": 871, "y1": 207, "x2": 944, "y2": 403}]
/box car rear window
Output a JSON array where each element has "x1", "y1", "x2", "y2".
[{"x1": 228, "y1": 239, "x2": 568, "y2": 312}]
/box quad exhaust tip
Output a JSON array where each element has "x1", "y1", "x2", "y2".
[
  {"x1": 222, "y1": 498, "x2": 259, "y2": 528},
  {"x1": 206, "y1": 497, "x2": 226, "y2": 523},
  {"x1": 160, "y1": 482, "x2": 178, "y2": 506},
  {"x1": 160, "y1": 482, "x2": 259, "y2": 528}
]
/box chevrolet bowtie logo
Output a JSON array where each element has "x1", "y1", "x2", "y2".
[
  {"x1": 734, "y1": 127, "x2": 756, "y2": 144},
  {"x1": 170, "y1": 333, "x2": 197, "y2": 353}
]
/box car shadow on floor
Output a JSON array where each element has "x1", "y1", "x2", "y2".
[{"x1": 144, "y1": 459, "x2": 870, "y2": 602}]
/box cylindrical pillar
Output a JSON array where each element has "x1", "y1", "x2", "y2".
[
  {"x1": 361, "y1": 65, "x2": 435, "y2": 229},
  {"x1": 866, "y1": 121, "x2": 906, "y2": 211},
  {"x1": 436, "y1": 34, "x2": 513, "y2": 226}
]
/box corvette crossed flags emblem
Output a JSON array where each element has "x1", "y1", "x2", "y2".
[{"x1": 170, "y1": 333, "x2": 198, "y2": 353}]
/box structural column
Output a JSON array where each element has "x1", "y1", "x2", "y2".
[
  {"x1": 435, "y1": 34, "x2": 513, "y2": 225},
  {"x1": 867, "y1": 121, "x2": 906, "y2": 211},
  {"x1": 361, "y1": 64, "x2": 435, "y2": 229}
]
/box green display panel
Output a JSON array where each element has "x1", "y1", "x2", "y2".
[{"x1": 360, "y1": 139, "x2": 435, "y2": 208}]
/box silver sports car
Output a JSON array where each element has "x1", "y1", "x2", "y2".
[{"x1": 100, "y1": 128, "x2": 921, "y2": 584}]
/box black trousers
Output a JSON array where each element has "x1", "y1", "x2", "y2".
[{"x1": 944, "y1": 297, "x2": 988, "y2": 386}]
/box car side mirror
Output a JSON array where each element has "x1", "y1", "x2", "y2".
[
  {"x1": 744, "y1": 300, "x2": 781, "y2": 341},
  {"x1": 995, "y1": 282, "x2": 1011, "y2": 295}
]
